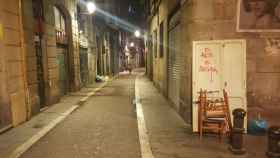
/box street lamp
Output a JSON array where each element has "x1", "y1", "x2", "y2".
[
  {"x1": 134, "y1": 30, "x2": 141, "y2": 38},
  {"x1": 87, "y1": 2, "x2": 96, "y2": 14},
  {"x1": 125, "y1": 45, "x2": 129, "y2": 51},
  {"x1": 130, "y1": 42, "x2": 135, "y2": 47}
]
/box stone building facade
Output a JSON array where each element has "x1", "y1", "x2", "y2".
[
  {"x1": 145, "y1": 0, "x2": 280, "y2": 126},
  {"x1": 95, "y1": 0, "x2": 123, "y2": 77},
  {"x1": 0, "y1": 0, "x2": 28, "y2": 130},
  {"x1": 0, "y1": 0, "x2": 101, "y2": 131}
]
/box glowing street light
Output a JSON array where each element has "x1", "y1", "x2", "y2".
[
  {"x1": 125, "y1": 45, "x2": 129, "y2": 51},
  {"x1": 134, "y1": 30, "x2": 141, "y2": 38},
  {"x1": 130, "y1": 42, "x2": 135, "y2": 47},
  {"x1": 87, "y1": 2, "x2": 96, "y2": 14}
]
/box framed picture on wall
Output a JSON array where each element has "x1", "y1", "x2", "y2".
[{"x1": 237, "y1": 0, "x2": 280, "y2": 32}]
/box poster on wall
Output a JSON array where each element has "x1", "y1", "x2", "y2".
[
  {"x1": 237, "y1": 0, "x2": 280, "y2": 32},
  {"x1": 257, "y1": 38, "x2": 280, "y2": 72}
]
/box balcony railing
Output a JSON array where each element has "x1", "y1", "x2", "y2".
[{"x1": 56, "y1": 29, "x2": 68, "y2": 45}]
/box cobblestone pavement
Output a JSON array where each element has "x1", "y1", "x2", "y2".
[{"x1": 20, "y1": 74, "x2": 141, "y2": 158}]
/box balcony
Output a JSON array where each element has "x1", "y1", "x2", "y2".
[{"x1": 56, "y1": 29, "x2": 68, "y2": 45}]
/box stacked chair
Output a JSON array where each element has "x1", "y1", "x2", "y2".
[{"x1": 198, "y1": 89, "x2": 232, "y2": 141}]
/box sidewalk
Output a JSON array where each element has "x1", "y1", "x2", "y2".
[
  {"x1": 0, "y1": 80, "x2": 111, "y2": 158},
  {"x1": 136, "y1": 74, "x2": 267, "y2": 158}
]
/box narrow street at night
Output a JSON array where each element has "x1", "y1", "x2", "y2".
[
  {"x1": 0, "y1": 70, "x2": 266, "y2": 158},
  {"x1": 1, "y1": 0, "x2": 280, "y2": 157}
]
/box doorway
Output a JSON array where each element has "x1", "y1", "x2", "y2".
[
  {"x1": 32, "y1": 0, "x2": 46, "y2": 109},
  {"x1": 54, "y1": 6, "x2": 70, "y2": 96},
  {"x1": 192, "y1": 40, "x2": 247, "y2": 132},
  {"x1": 148, "y1": 35, "x2": 153, "y2": 80},
  {"x1": 35, "y1": 37, "x2": 46, "y2": 108},
  {"x1": 80, "y1": 47, "x2": 89, "y2": 87},
  {"x1": 57, "y1": 46, "x2": 69, "y2": 95}
]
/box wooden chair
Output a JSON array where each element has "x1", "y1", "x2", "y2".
[{"x1": 198, "y1": 89, "x2": 231, "y2": 141}]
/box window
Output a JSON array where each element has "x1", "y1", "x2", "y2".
[
  {"x1": 54, "y1": 6, "x2": 67, "y2": 44},
  {"x1": 77, "y1": 6, "x2": 86, "y2": 34},
  {"x1": 159, "y1": 21, "x2": 164, "y2": 58},
  {"x1": 54, "y1": 7, "x2": 66, "y2": 32},
  {"x1": 153, "y1": 29, "x2": 157, "y2": 58}
]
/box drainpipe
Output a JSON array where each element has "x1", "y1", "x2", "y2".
[{"x1": 18, "y1": 0, "x2": 31, "y2": 120}]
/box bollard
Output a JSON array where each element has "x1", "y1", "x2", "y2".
[
  {"x1": 229, "y1": 108, "x2": 246, "y2": 155},
  {"x1": 233, "y1": 109, "x2": 246, "y2": 129},
  {"x1": 267, "y1": 126, "x2": 280, "y2": 158}
]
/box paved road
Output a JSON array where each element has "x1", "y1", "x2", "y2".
[
  {"x1": 21, "y1": 74, "x2": 141, "y2": 158},
  {"x1": 19, "y1": 70, "x2": 266, "y2": 158}
]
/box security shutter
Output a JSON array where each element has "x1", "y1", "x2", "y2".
[{"x1": 168, "y1": 11, "x2": 182, "y2": 109}]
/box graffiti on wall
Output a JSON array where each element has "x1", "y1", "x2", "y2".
[
  {"x1": 257, "y1": 38, "x2": 280, "y2": 72},
  {"x1": 265, "y1": 38, "x2": 280, "y2": 56},
  {"x1": 199, "y1": 47, "x2": 218, "y2": 82}
]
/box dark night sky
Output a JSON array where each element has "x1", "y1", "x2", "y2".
[{"x1": 94, "y1": 0, "x2": 145, "y2": 32}]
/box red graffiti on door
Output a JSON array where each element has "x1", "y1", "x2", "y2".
[{"x1": 199, "y1": 48, "x2": 218, "y2": 82}]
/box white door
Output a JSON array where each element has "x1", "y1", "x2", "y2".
[
  {"x1": 192, "y1": 40, "x2": 246, "y2": 132},
  {"x1": 222, "y1": 41, "x2": 247, "y2": 130}
]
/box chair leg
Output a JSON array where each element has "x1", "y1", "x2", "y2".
[
  {"x1": 220, "y1": 122, "x2": 226, "y2": 142},
  {"x1": 219, "y1": 124, "x2": 222, "y2": 142},
  {"x1": 200, "y1": 127, "x2": 203, "y2": 140}
]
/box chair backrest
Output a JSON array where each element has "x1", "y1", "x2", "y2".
[
  {"x1": 198, "y1": 89, "x2": 232, "y2": 132},
  {"x1": 205, "y1": 98, "x2": 226, "y2": 118}
]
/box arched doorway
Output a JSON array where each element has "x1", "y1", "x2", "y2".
[{"x1": 53, "y1": 5, "x2": 73, "y2": 96}]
